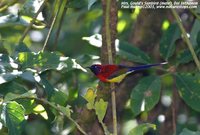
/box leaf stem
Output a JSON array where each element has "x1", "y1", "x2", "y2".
[
  {"x1": 19, "y1": 97, "x2": 88, "y2": 135},
  {"x1": 52, "y1": 0, "x2": 68, "y2": 50},
  {"x1": 105, "y1": 0, "x2": 118, "y2": 134},
  {"x1": 170, "y1": 7, "x2": 200, "y2": 71},
  {"x1": 7, "y1": 95, "x2": 87, "y2": 135},
  {"x1": 19, "y1": 0, "x2": 47, "y2": 43},
  {"x1": 100, "y1": 121, "x2": 110, "y2": 135},
  {"x1": 42, "y1": 0, "x2": 62, "y2": 52}
]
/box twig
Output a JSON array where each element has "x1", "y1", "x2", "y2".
[
  {"x1": 68, "y1": 117, "x2": 88, "y2": 135},
  {"x1": 52, "y1": 0, "x2": 68, "y2": 50},
  {"x1": 19, "y1": 0, "x2": 47, "y2": 43},
  {"x1": 40, "y1": 98, "x2": 88, "y2": 135},
  {"x1": 37, "y1": 98, "x2": 88, "y2": 135},
  {"x1": 105, "y1": 0, "x2": 118, "y2": 134},
  {"x1": 100, "y1": 121, "x2": 111, "y2": 135},
  {"x1": 42, "y1": 0, "x2": 62, "y2": 52},
  {"x1": 170, "y1": 6, "x2": 200, "y2": 71},
  {"x1": 12, "y1": 96, "x2": 88, "y2": 135}
]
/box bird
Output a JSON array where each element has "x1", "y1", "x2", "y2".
[{"x1": 87, "y1": 62, "x2": 167, "y2": 83}]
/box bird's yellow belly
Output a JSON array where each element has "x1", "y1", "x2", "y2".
[{"x1": 106, "y1": 74, "x2": 127, "y2": 83}]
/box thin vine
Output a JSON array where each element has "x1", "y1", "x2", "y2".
[
  {"x1": 8, "y1": 96, "x2": 88, "y2": 135},
  {"x1": 42, "y1": 0, "x2": 62, "y2": 52}
]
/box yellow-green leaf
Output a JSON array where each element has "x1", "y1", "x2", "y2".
[
  {"x1": 94, "y1": 99, "x2": 108, "y2": 122},
  {"x1": 83, "y1": 88, "x2": 97, "y2": 109}
]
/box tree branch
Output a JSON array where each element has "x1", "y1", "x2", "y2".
[
  {"x1": 170, "y1": 7, "x2": 200, "y2": 71},
  {"x1": 104, "y1": 0, "x2": 117, "y2": 134}
]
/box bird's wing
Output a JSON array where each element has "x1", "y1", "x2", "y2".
[{"x1": 107, "y1": 67, "x2": 130, "y2": 80}]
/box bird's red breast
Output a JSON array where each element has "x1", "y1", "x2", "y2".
[
  {"x1": 96, "y1": 65, "x2": 119, "y2": 82},
  {"x1": 91, "y1": 65, "x2": 130, "y2": 82}
]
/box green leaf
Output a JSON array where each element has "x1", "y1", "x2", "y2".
[
  {"x1": 0, "y1": 83, "x2": 36, "y2": 115},
  {"x1": 176, "y1": 73, "x2": 200, "y2": 111},
  {"x1": 0, "y1": 82, "x2": 27, "y2": 95},
  {"x1": 17, "y1": 52, "x2": 86, "y2": 73},
  {"x1": 15, "y1": 42, "x2": 31, "y2": 53},
  {"x1": 67, "y1": 0, "x2": 87, "y2": 8},
  {"x1": 76, "y1": 54, "x2": 99, "y2": 67},
  {"x1": 94, "y1": 99, "x2": 108, "y2": 122},
  {"x1": 177, "y1": 48, "x2": 200, "y2": 64},
  {"x1": 196, "y1": 5, "x2": 200, "y2": 14},
  {"x1": 0, "y1": 72, "x2": 22, "y2": 84},
  {"x1": 20, "y1": 0, "x2": 43, "y2": 17},
  {"x1": 160, "y1": 23, "x2": 181, "y2": 60},
  {"x1": 4, "y1": 92, "x2": 37, "y2": 114},
  {"x1": 179, "y1": 128, "x2": 200, "y2": 135},
  {"x1": 0, "y1": 14, "x2": 45, "y2": 28},
  {"x1": 58, "y1": 105, "x2": 73, "y2": 118},
  {"x1": 17, "y1": 99, "x2": 36, "y2": 115},
  {"x1": 190, "y1": 19, "x2": 200, "y2": 48},
  {"x1": 37, "y1": 76, "x2": 55, "y2": 98},
  {"x1": 83, "y1": 88, "x2": 97, "y2": 109},
  {"x1": 88, "y1": 0, "x2": 97, "y2": 10},
  {"x1": 118, "y1": 41, "x2": 151, "y2": 64},
  {"x1": 197, "y1": 31, "x2": 200, "y2": 45},
  {"x1": 0, "y1": 54, "x2": 18, "y2": 73},
  {"x1": 4, "y1": 91, "x2": 36, "y2": 102},
  {"x1": 19, "y1": 71, "x2": 35, "y2": 82},
  {"x1": 128, "y1": 123, "x2": 156, "y2": 135},
  {"x1": 0, "y1": 101, "x2": 25, "y2": 135},
  {"x1": 50, "y1": 90, "x2": 68, "y2": 106},
  {"x1": 0, "y1": 14, "x2": 29, "y2": 28},
  {"x1": 130, "y1": 76, "x2": 161, "y2": 116}
]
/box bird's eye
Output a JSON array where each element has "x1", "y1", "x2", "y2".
[{"x1": 98, "y1": 68, "x2": 101, "y2": 72}]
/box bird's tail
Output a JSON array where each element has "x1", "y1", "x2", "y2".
[{"x1": 129, "y1": 62, "x2": 168, "y2": 71}]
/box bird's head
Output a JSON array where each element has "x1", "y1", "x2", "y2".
[{"x1": 87, "y1": 64, "x2": 102, "y2": 75}]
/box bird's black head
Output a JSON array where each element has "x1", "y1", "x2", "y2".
[{"x1": 87, "y1": 64, "x2": 102, "y2": 75}]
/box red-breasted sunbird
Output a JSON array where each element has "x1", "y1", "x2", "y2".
[{"x1": 87, "y1": 62, "x2": 167, "y2": 83}]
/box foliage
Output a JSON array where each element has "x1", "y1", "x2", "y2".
[
  {"x1": 130, "y1": 76, "x2": 161, "y2": 116},
  {"x1": 128, "y1": 123, "x2": 156, "y2": 135},
  {"x1": 179, "y1": 128, "x2": 200, "y2": 135},
  {"x1": 0, "y1": 0, "x2": 200, "y2": 135},
  {"x1": 83, "y1": 88, "x2": 110, "y2": 135}
]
